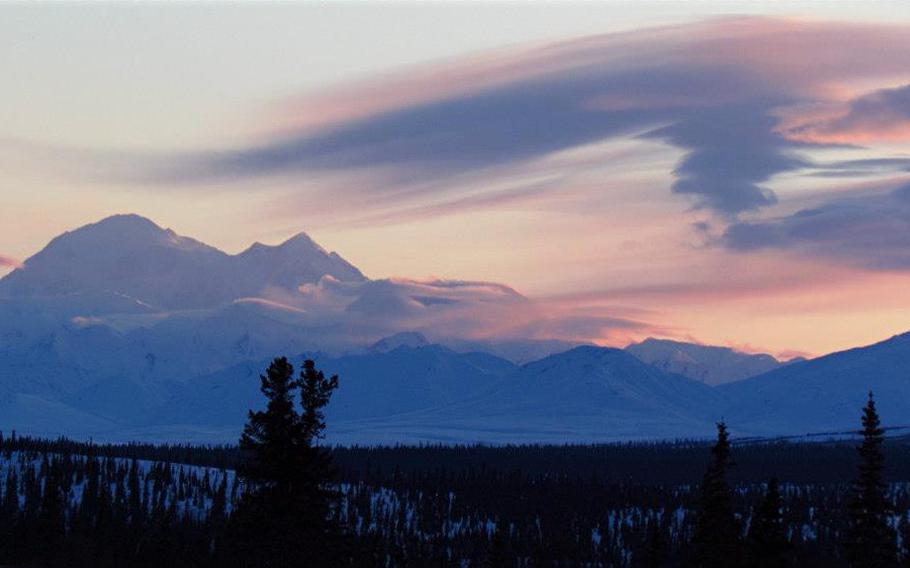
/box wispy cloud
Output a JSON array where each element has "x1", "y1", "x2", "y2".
[
  {"x1": 783, "y1": 84, "x2": 910, "y2": 144},
  {"x1": 245, "y1": 276, "x2": 664, "y2": 347},
  {"x1": 139, "y1": 17, "x2": 910, "y2": 219},
  {"x1": 11, "y1": 16, "x2": 910, "y2": 232}
]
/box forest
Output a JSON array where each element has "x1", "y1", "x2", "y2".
[{"x1": 0, "y1": 357, "x2": 905, "y2": 567}]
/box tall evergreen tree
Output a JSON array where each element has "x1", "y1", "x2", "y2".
[
  {"x1": 692, "y1": 421, "x2": 741, "y2": 568},
  {"x1": 746, "y1": 477, "x2": 790, "y2": 568},
  {"x1": 299, "y1": 359, "x2": 338, "y2": 442},
  {"x1": 295, "y1": 360, "x2": 344, "y2": 555},
  {"x1": 845, "y1": 392, "x2": 897, "y2": 568},
  {"x1": 227, "y1": 357, "x2": 344, "y2": 567}
]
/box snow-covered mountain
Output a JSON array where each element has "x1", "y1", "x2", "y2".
[
  {"x1": 0, "y1": 214, "x2": 567, "y2": 361},
  {"x1": 719, "y1": 332, "x2": 910, "y2": 436},
  {"x1": 0, "y1": 214, "x2": 364, "y2": 311},
  {"x1": 234, "y1": 232, "x2": 365, "y2": 294},
  {"x1": 327, "y1": 346, "x2": 726, "y2": 445},
  {"x1": 369, "y1": 332, "x2": 431, "y2": 353},
  {"x1": 3, "y1": 213, "x2": 910, "y2": 445},
  {"x1": 0, "y1": 214, "x2": 592, "y2": 442},
  {"x1": 626, "y1": 338, "x2": 790, "y2": 385},
  {"x1": 151, "y1": 344, "x2": 516, "y2": 434},
  {"x1": 0, "y1": 338, "x2": 729, "y2": 444},
  {"x1": 466, "y1": 346, "x2": 723, "y2": 441},
  {"x1": 441, "y1": 337, "x2": 585, "y2": 365}
]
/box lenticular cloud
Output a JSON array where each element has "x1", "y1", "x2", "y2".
[{"x1": 157, "y1": 17, "x2": 910, "y2": 219}]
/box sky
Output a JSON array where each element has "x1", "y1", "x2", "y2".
[{"x1": 4, "y1": 1, "x2": 910, "y2": 358}]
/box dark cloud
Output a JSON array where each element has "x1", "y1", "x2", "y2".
[
  {"x1": 29, "y1": 17, "x2": 910, "y2": 226},
  {"x1": 643, "y1": 105, "x2": 806, "y2": 214},
  {"x1": 721, "y1": 183, "x2": 910, "y2": 269},
  {"x1": 193, "y1": 66, "x2": 739, "y2": 178},
  {"x1": 153, "y1": 17, "x2": 910, "y2": 218},
  {"x1": 179, "y1": 65, "x2": 795, "y2": 216}
]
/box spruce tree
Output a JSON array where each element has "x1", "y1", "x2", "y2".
[
  {"x1": 227, "y1": 357, "x2": 343, "y2": 567},
  {"x1": 746, "y1": 477, "x2": 790, "y2": 567},
  {"x1": 295, "y1": 359, "x2": 344, "y2": 556},
  {"x1": 299, "y1": 359, "x2": 338, "y2": 442},
  {"x1": 692, "y1": 421, "x2": 741, "y2": 568},
  {"x1": 845, "y1": 392, "x2": 897, "y2": 568},
  {"x1": 238, "y1": 357, "x2": 301, "y2": 489}
]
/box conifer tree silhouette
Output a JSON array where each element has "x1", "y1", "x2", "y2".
[
  {"x1": 845, "y1": 392, "x2": 897, "y2": 568},
  {"x1": 227, "y1": 357, "x2": 344, "y2": 567},
  {"x1": 693, "y1": 421, "x2": 741, "y2": 568}
]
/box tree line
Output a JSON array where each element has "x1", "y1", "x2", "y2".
[
  {"x1": 0, "y1": 357, "x2": 907, "y2": 566},
  {"x1": 692, "y1": 393, "x2": 904, "y2": 568}
]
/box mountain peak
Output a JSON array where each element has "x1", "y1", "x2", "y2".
[
  {"x1": 26, "y1": 214, "x2": 216, "y2": 259},
  {"x1": 279, "y1": 231, "x2": 327, "y2": 253},
  {"x1": 93, "y1": 213, "x2": 160, "y2": 229},
  {"x1": 66, "y1": 214, "x2": 167, "y2": 241},
  {"x1": 0, "y1": 213, "x2": 367, "y2": 309},
  {"x1": 245, "y1": 231, "x2": 329, "y2": 255},
  {"x1": 370, "y1": 331, "x2": 430, "y2": 353},
  {"x1": 238, "y1": 229, "x2": 366, "y2": 284},
  {"x1": 626, "y1": 337, "x2": 783, "y2": 385}
]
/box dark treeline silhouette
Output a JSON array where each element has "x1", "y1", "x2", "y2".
[
  {"x1": 0, "y1": 361, "x2": 908, "y2": 566},
  {"x1": 0, "y1": 433, "x2": 240, "y2": 469},
  {"x1": 9, "y1": 434, "x2": 910, "y2": 486}
]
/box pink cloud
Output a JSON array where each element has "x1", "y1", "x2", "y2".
[
  {"x1": 268, "y1": 17, "x2": 910, "y2": 137},
  {"x1": 251, "y1": 275, "x2": 666, "y2": 349},
  {"x1": 779, "y1": 84, "x2": 910, "y2": 144},
  {"x1": 0, "y1": 255, "x2": 21, "y2": 269},
  {"x1": 161, "y1": 16, "x2": 910, "y2": 221},
  {"x1": 541, "y1": 254, "x2": 869, "y2": 308}
]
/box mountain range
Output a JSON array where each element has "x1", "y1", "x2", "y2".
[
  {"x1": 625, "y1": 337, "x2": 800, "y2": 386},
  {"x1": 0, "y1": 214, "x2": 908, "y2": 444},
  {"x1": 0, "y1": 214, "x2": 365, "y2": 312}
]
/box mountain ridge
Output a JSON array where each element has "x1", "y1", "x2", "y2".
[
  {"x1": 719, "y1": 330, "x2": 910, "y2": 435},
  {"x1": 1, "y1": 213, "x2": 908, "y2": 444},
  {"x1": 0, "y1": 214, "x2": 365, "y2": 310},
  {"x1": 626, "y1": 337, "x2": 791, "y2": 385}
]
